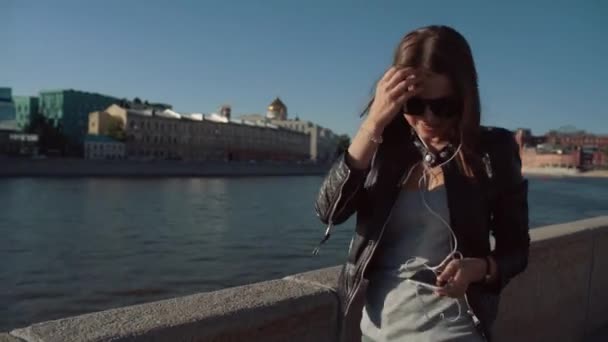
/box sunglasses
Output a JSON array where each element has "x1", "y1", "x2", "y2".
[{"x1": 403, "y1": 96, "x2": 461, "y2": 119}]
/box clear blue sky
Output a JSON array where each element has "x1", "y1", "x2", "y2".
[{"x1": 1, "y1": 0, "x2": 607, "y2": 138}]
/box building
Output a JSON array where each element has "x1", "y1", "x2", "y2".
[
  {"x1": 519, "y1": 147, "x2": 580, "y2": 169},
  {"x1": 39, "y1": 89, "x2": 119, "y2": 144},
  {"x1": 0, "y1": 87, "x2": 16, "y2": 122},
  {"x1": 219, "y1": 105, "x2": 232, "y2": 120},
  {"x1": 239, "y1": 99, "x2": 340, "y2": 163},
  {"x1": 13, "y1": 96, "x2": 39, "y2": 131},
  {"x1": 0, "y1": 121, "x2": 39, "y2": 156},
  {"x1": 88, "y1": 106, "x2": 125, "y2": 136},
  {"x1": 240, "y1": 116, "x2": 339, "y2": 163},
  {"x1": 84, "y1": 135, "x2": 125, "y2": 160},
  {"x1": 269, "y1": 119, "x2": 338, "y2": 163},
  {"x1": 118, "y1": 98, "x2": 173, "y2": 112},
  {"x1": 88, "y1": 105, "x2": 310, "y2": 161},
  {"x1": 266, "y1": 97, "x2": 288, "y2": 120},
  {"x1": 514, "y1": 128, "x2": 546, "y2": 149},
  {"x1": 515, "y1": 128, "x2": 608, "y2": 170},
  {"x1": 545, "y1": 129, "x2": 608, "y2": 150}
]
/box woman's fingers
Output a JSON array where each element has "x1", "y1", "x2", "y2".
[
  {"x1": 366, "y1": 66, "x2": 422, "y2": 130},
  {"x1": 394, "y1": 87, "x2": 422, "y2": 110},
  {"x1": 436, "y1": 260, "x2": 460, "y2": 284},
  {"x1": 381, "y1": 66, "x2": 398, "y2": 84},
  {"x1": 385, "y1": 67, "x2": 418, "y2": 90},
  {"x1": 389, "y1": 77, "x2": 423, "y2": 101},
  {"x1": 435, "y1": 277, "x2": 467, "y2": 297}
]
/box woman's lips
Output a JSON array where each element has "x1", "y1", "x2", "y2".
[{"x1": 419, "y1": 123, "x2": 440, "y2": 131}]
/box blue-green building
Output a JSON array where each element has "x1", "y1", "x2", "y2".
[
  {"x1": 39, "y1": 89, "x2": 119, "y2": 144},
  {"x1": 0, "y1": 87, "x2": 16, "y2": 122},
  {"x1": 13, "y1": 96, "x2": 39, "y2": 131}
]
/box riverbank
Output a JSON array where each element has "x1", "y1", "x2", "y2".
[
  {"x1": 523, "y1": 167, "x2": 608, "y2": 178},
  {"x1": 0, "y1": 158, "x2": 331, "y2": 177}
]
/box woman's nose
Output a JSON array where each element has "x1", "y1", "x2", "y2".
[{"x1": 423, "y1": 107, "x2": 440, "y2": 124}]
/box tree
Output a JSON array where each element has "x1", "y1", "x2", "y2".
[
  {"x1": 335, "y1": 134, "x2": 351, "y2": 158},
  {"x1": 107, "y1": 120, "x2": 126, "y2": 142},
  {"x1": 24, "y1": 113, "x2": 67, "y2": 155}
]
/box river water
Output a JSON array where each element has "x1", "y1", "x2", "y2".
[{"x1": 1, "y1": 175, "x2": 607, "y2": 331}]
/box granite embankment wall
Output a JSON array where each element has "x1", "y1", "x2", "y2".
[
  {"x1": 0, "y1": 158, "x2": 330, "y2": 177},
  {"x1": 3, "y1": 216, "x2": 608, "y2": 342}
]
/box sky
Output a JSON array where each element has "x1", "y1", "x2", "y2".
[{"x1": 1, "y1": 0, "x2": 607, "y2": 138}]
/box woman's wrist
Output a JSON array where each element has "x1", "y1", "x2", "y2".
[
  {"x1": 359, "y1": 119, "x2": 386, "y2": 145},
  {"x1": 474, "y1": 256, "x2": 497, "y2": 284},
  {"x1": 361, "y1": 117, "x2": 386, "y2": 135},
  {"x1": 485, "y1": 255, "x2": 498, "y2": 283},
  {"x1": 472, "y1": 258, "x2": 489, "y2": 283}
]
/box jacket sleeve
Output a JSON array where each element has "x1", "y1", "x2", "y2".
[
  {"x1": 487, "y1": 130, "x2": 531, "y2": 294},
  {"x1": 315, "y1": 152, "x2": 369, "y2": 226}
]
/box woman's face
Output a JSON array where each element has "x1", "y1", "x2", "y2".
[{"x1": 403, "y1": 71, "x2": 457, "y2": 143}]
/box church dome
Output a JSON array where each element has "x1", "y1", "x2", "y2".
[{"x1": 266, "y1": 97, "x2": 287, "y2": 120}]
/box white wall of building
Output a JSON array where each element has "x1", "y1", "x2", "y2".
[{"x1": 85, "y1": 141, "x2": 126, "y2": 160}]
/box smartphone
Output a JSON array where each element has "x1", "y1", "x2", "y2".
[{"x1": 407, "y1": 269, "x2": 443, "y2": 291}]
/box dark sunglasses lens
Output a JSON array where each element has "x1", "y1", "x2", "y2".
[
  {"x1": 405, "y1": 97, "x2": 425, "y2": 116},
  {"x1": 429, "y1": 98, "x2": 459, "y2": 118},
  {"x1": 428, "y1": 99, "x2": 450, "y2": 118}
]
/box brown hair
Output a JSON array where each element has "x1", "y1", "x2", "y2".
[{"x1": 364, "y1": 25, "x2": 481, "y2": 176}]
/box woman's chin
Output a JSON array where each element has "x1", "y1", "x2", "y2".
[
  {"x1": 417, "y1": 125, "x2": 439, "y2": 138},
  {"x1": 415, "y1": 125, "x2": 449, "y2": 144}
]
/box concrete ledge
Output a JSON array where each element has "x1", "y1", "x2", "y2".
[
  {"x1": 8, "y1": 216, "x2": 608, "y2": 342},
  {"x1": 283, "y1": 265, "x2": 341, "y2": 290},
  {"x1": 11, "y1": 278, "x2": 338, "y2": 342},
  {"x1": 530, "y1": 216, "x2": 608, "y2": 244},
  {"x1": 587, "y1": 224, "x2": 608, "y2": 333},
  {"x1": 494, "y1": 223, "x2": 594, "y2": 341},
  {"x1": 0, "y1": 333, "x2": 24, "y2": 342}
]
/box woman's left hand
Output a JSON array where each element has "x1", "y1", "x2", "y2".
[{"x1": 434, "y1": 258, "x2": 486, "y2": 298}]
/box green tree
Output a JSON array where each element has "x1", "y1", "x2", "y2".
[{"x1": 107, "y1": 120, "x2": 126, "y2": 142}]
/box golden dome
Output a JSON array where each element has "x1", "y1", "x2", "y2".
[
  {"x1": 268, "y1": 97, "x2": 287, "y2": 111},
  {"x1": 266, "y1": 97, "x2": 288, "y2": 120}
]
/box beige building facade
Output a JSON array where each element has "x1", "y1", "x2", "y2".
[
  {"x1": 88, "y1": 105, "x2": 310, "y2": 161},
  {"x1": 88, "y1": 98, "x2": 338, "y2": 162},
  {"x1": 239, "y1": 115, "x2": 339, "y2": 163},
  {"x1": 269, "y1": 119, "x2": 338, "y2": 163}
]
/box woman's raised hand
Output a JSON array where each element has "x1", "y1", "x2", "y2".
[{"x1": 364, "y1": 67, "x2": 424, "y2": 132}]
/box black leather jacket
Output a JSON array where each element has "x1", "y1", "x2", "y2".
[{"x1": 314, "y1": 126, "x2": 530, "y2": 341}]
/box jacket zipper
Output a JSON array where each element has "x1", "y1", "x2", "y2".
[
  {"x1": 339, "y1": 156, "x2": 489, "y2": 339},
  {"x1": 314, "y1": 150, "x2": 378, "y2": 255},
  {"x1": 313, "y1": 167, "x2": 356, "y2": 255},
  {"x1": 343, "y1": 162, "x2": 420, "y2": 314}
]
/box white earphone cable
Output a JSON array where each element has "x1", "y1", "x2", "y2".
[{"x1": 400, "y1": 134, "x2": 466, "y2": 322}]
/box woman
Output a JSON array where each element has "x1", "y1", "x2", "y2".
[{"x1": 314, "y1": 25, "x2": 530, "y2": 341}]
